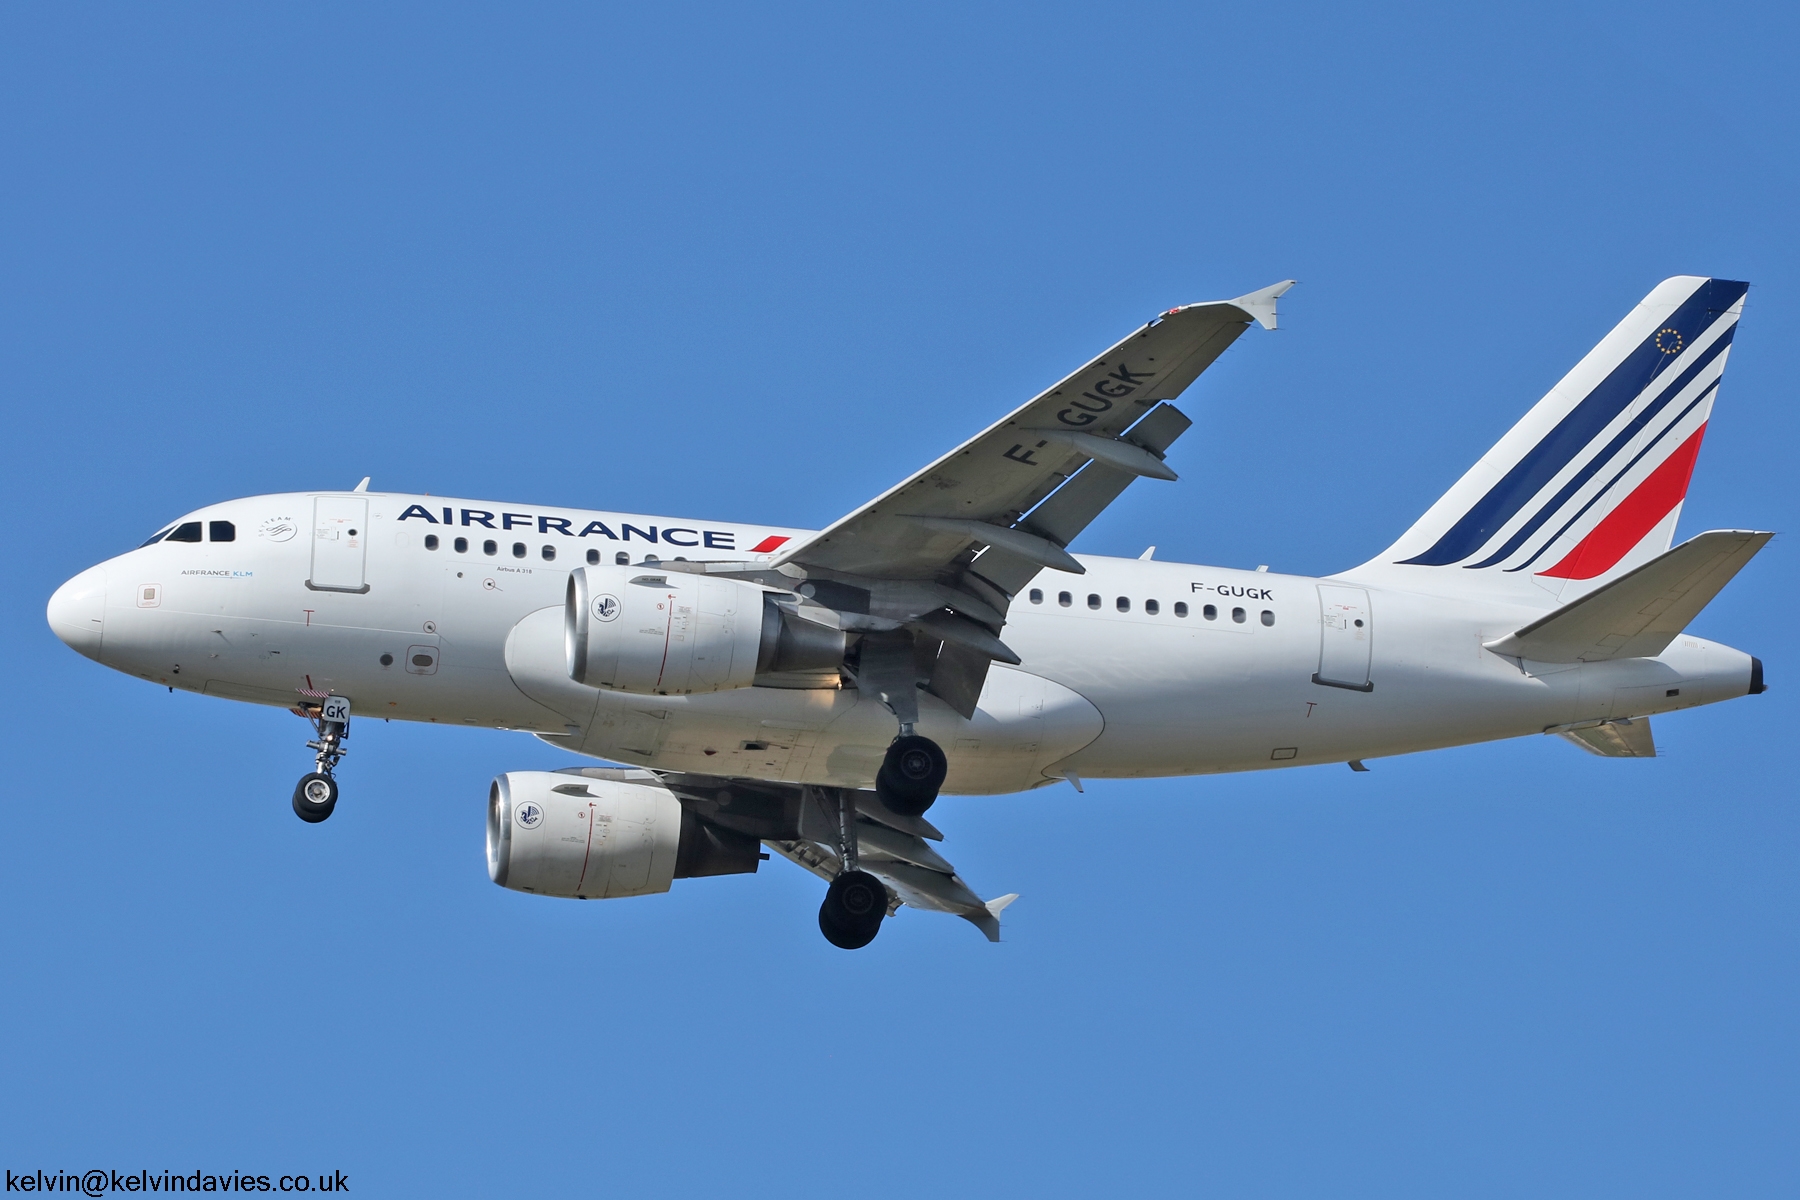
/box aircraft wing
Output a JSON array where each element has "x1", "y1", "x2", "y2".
[
  {"x1": 779, "y1": 280, "x2": 1293, "y2": 584},
  {"x1": 765, "y1": 281, "x2": 1293, "y2": 717}
]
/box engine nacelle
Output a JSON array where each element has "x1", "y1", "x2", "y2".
[
  {"x1": 565, "y1": 564, "x2": 844, "y2": 695},
  {"x1": 487, "y1": 771, "x2": 682, "y2": 899}
]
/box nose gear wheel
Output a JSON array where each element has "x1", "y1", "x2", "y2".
[
  {"x1": 291, "y1": 701, "x2": 349, "y2": 823},
  {"x1": 292, "y1": 772, "x2": 338, "y2": 822}
]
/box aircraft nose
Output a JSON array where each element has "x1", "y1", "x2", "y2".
[{"x1": 47, "y1": 565, "x2": 107, "y2": 660}]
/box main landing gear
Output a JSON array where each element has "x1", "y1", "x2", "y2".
[
  {"x1": 291, "y1": 699, "x2": 349, "y2": 823},
  {"x1": 819, "y1": 788, "x2": 890, "y2": 950},
  {"x1": 875, "y1": 731, "x2": 947, "y2": 817}
]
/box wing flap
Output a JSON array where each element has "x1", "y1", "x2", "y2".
[{"x1": 1484, "y1": 529, "x2": 1771, "y2": 662}]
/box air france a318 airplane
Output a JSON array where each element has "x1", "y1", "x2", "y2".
[{"x1": 48, "y1": 276, "x2": 1769, "y2": 948}]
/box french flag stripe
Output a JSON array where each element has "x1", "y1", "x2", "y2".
[{"x1": 1536, "y1": 423, "x2": 1708, "y2": 580}]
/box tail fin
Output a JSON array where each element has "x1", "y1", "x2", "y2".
[{"x1": 1365, "y1": 277, "x2": 1748, "y2": 604}]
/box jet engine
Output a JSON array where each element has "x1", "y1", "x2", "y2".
[
  {"x1": 564, "y1": 565, "x2": 844, "y2": 695},
  {"x1": 487, "y1": 770, "x2": 764, "y2": 900}
]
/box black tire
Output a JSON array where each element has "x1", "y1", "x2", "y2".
[
  {"x1": 819, "y1": 869, "x2": 887, "y2": 949},
  {"x1": 875, "y1": 734, "x2": 947, "y2": 817},
  {"x1": 292, "y1": 772, "x2": 338, "y2": 823}
]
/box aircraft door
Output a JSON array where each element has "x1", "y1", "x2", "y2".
[
  {"x1": 309, "y1": 496, "x2": 370, "y2": 593},
  {"x1": 1314, "y1": 585, "x2": 1373, "y2": 691}
]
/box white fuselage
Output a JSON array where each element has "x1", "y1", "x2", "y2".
[{"x1": 50, "y1": 490, "x2": 1758, "y2": 794}]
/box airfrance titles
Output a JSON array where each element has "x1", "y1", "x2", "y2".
[{"x1": 394, "y1": 503, "x2": 792, "y2": 553}]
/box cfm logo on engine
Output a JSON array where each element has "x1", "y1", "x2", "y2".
[{"x1": 592, "y1": 594, "x2": 621, "y2": 622}]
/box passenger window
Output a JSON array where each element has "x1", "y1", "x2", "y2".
[
  {"x1": 1261, "y1": 609, "x2": 1275, "y2": 626},
  {"x1": 1174, "y1": 602, "x2": 1188, "y2": 617},
  {"x1": 586, "y1": 549, "x2": 600, "y2": 565},
  {"x1": 208, "y1": 520, "x2": 236, "y2": 542},
  {"x1": 166, "y1": 521, "x2": 203, "y2": 543},
  {"x1": 424, "y1": 534, "x2": 439, "y2": 551},
  {"x1": 1232, "y1": 607, "x2": 1247, "y2": 623},
  {"x1": 615, "y1": 552, "x2": 630, "y2": 565},
  {"x1": 541, "y1": 545, "x2": 556, "y2": 562},
  {"x1": 1087, "y1": 594, "x2": 1101, "y2": 610},
  {"x1": 1145, "y1": 599, "x2": 1159, "y2": 615},
  {"x1": 139, "y1": 525, "x2": 175, "y2": 547},
  {"x1": 1116, "y1": 596, "x2": 1130, "y2": 612},
  {"x1": 453, "y1": 537, "x2": 468, "y2": 554},
  {"x1": 1203, "y1": 604, "x2": 1218, "y2": 620},
  {"x1": 1029, "y1": 589, "x2": 1043, "y2": 604},
  {"x1": 512, "y1": 542, "x2": 526, "y2": 558},
  {"x1": 483, "y1": 540, "x2": 498, "y2": 556},
  {"x1": 1058, "y1": 591, "x2": 1072, "y2": 607}
]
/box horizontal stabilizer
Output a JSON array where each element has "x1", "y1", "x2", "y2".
[
  {"x1": 1555, "y1": 717, "x2": 1656, "y2": 757},
  {"x1": 1484, "y1": 529, "x2": 1771, "y2": 662}
]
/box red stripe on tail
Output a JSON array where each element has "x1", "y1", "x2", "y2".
[{"x1": 1537, "y1": 424, "x2": 1707, "y2": 580}]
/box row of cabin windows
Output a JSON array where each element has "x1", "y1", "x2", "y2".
[
  {"x1": 1026, "y1": 587, "x2": 1275, "y2": 626},
  {"x1": 420, "y1": 534, "x2": 667, "y2": 568},
  {"x1": 143, "y1": 520, "x2": 234, "y2": 546}
]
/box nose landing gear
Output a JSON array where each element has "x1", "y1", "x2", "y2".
[{"x1": 291, "y1": 696, "x2": 349, "y2": 823}]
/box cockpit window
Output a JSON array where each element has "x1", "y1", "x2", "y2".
[
  {"x1": 209, "y1": 520, "x2": 236, "y2": 542},
  {"x1": 139, "y1": 525, "x2": 176, "y2": 547},
  {"x1": 165, "y1": 522, "x2": 203, "y2": 543}
]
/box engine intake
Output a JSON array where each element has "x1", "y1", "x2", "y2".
[{"x1": 565, "y1": 565, "x2": 844, "y2": 695}]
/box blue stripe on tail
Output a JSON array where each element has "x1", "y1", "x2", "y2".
[
  {"x1": 1465, "y1": 326, "x2": 1735, "y2": 569},
  {"x1": 1399, "y1": 278, "x2": 1747, "y2": 567}
]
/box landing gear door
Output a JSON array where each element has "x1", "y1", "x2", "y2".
[
  {"x1": 309, "y1": 496, "x2": 370, "y2": 594},
  {"x1": 1314, "y1": 584, "x2": 1373, "y2": 692}
]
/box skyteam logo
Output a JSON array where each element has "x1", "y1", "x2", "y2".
[{"x1": 1395, "y1": 277, "x2": 1746, "y2": 582}]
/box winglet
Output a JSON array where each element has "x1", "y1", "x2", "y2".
[
  {"x1": 1229, "y1": 279, "x2": 1297, "y2": 331},
  {"x1": 966, "y1": 893, "x2": 1020, "y2": 943},
  {"x1": 352, "y1": 476, "x2": 371, "y2": 493}
]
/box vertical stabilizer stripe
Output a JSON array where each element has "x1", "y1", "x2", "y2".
[
  {"x1": 1399, "y1": 278, "x2": 1747, "y2": 566},
  {"x1": 1504, "y1": 378, "x2": 1719, "y2": 572},
  {"x1": 1536, "y1": 423, "x2": 1708, "y2": 580},
  {"x1": 1464, "y1": 325, "x2": 1734, "y2": 569}
]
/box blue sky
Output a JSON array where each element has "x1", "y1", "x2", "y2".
[{"x1": 4, "y1": 3, "x2": 1796, "y2": 1195}]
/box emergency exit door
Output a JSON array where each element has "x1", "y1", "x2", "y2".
[
  {"x1": 308, "y1": 496, "x2": 370, "y2": 593},
  {"x1": 1314, "y1": 585, "x2": 1373, "y2": 691}
]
